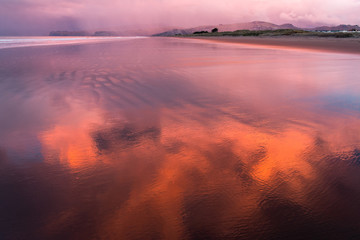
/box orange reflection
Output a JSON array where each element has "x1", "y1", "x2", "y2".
[
  {"x1": 3, "y1": 37, "x2": 360, "y2": 239},
  {"x1": 40, "y1": 104, "x2": 103, "y2": 168},
  {"x1": 38, "y1": 101, "x2": 360, "y2": 238}
]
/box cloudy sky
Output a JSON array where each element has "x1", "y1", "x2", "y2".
[{"x1": 1, "y1": 0, "x2": 359, "y2": 35}]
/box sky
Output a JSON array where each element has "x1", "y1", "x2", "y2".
[{"x1": 0, "y1": 0, "x2": 360, "y2": 35}]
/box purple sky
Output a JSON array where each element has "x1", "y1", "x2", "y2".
[{"x1": 1, "y1": 0, "x2": 359, "y2": 35}]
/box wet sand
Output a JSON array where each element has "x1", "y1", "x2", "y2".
[
  {"x1": 184, "y1": 36, "x2": 360, "y2": 54},
  {"x1": 1, "y1": 38, "x2": 360, "y2": 239}
]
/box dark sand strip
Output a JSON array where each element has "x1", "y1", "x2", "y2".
[{"x1": 185, "y1": 36, "x2": 360, "y2": 54}]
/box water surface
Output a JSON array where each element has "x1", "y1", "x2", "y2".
[
  {"x1": 0, "y1": 36, "x2": 142, "y2": 49},
  {"x1": 1, "y1": 37, "x2": 360, "y2": 239}
]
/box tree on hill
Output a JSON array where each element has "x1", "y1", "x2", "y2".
[
  {"x1": 49, "y1": 31, "x2": 89, "y2": 36},
  {"x1": 193, "y1": 31, "x2": 209, "y2": 34},
  {"x1": 211, "y1": 28, "x2": 218, "y2": 33}
]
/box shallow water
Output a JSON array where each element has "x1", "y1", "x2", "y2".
[
  {"x1": 0, "y1": 36, "x2": 143, "y2": 49},
  {"x1": 1, "y1": 37, "x2": 360, "y2": 239}
]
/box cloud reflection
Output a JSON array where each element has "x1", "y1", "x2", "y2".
[{"x1": 1, "y1": 38, "x2": 360, "y2": 239}]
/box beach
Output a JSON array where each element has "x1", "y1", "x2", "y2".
[
  {"x1": 185, "y1": 36, "x2": 360, "y2": 54},
  {"x1": 1, "y1": 37, "x2": 360, "y2": 239}
]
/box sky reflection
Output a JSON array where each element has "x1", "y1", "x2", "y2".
[{"x1": 1, "y1": 38, "x2": 360, "y2": 239}]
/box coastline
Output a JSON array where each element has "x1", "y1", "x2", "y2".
[{"x1": 178, "y1": 36, "x2": 360, "y2": 54}]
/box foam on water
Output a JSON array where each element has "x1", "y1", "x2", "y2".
[{"x1": 0, "y1": 36, "x2": 145, "y2": 49}]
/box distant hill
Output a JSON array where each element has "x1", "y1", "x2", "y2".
[
  {"x1": 153, "y1": 21, "x2": 299, "y2": 36},
  {"x1": 48, "y1": 22, "x2": 360, "y2": 37},
  {"x1": 49, "y1": 31, "x2": 91, "y2": 36},
  {"x1": 153, "y1": 21, "x2": 360, "y2": 36},
  {"x1": 49, "y1": 30, "x2": 124, "y2": 36},
  {"x1": 49, "y1": 26, "x2": 177, "y2": 37},
  {"x1": 311, "y1": 24, "x2": 360, "y2": 31}
]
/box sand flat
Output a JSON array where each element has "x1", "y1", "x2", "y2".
[
  {"x1": 185, "y1": 36, "x2": 360, "y2": 54},
  {"x1": 2, "y1": 37, "x2": 360, "y2": 239}
]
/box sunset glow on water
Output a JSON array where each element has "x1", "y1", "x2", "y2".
[{"x1": 1, "y1": 38, "x2": 360, "y2": 239}]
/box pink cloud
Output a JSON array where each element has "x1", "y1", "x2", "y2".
[{"x1": 1, "y1": 0, "x2": 359, "y2": 35}]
